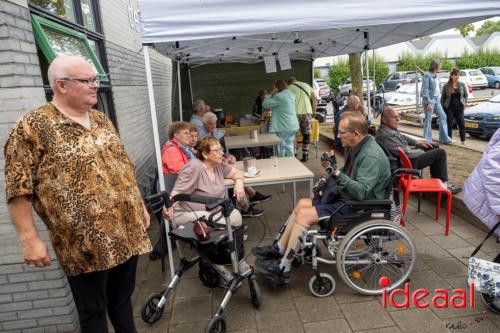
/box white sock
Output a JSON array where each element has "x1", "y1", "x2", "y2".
[
  {"x1": 276, "y1": 242, "x2": 285, "y2": 255},
  {"x1": 279, "y1": 257, "x2": 291, "y2": 272}
]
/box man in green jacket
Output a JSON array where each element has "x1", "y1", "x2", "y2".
[{"x1": 253, "y1": 111, "x2": 391, "y2": 285}]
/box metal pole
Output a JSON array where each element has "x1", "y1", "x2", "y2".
[
  {"x1": 143, "y1": 45, "x2": 175, "y2": 280},
  {"x1": 177, "y1": 61, "x2": 183, "y2": 121},
  {"x1": 365, "y1": 50, "x2": 371, "y2": 116},
  {"x1": 188, "y1": 66, "x2": 194, "y2": 107},
  {"x1": 415, "y1": 66, "x2": 420, "y2": 113},
  {"x1": 372, "y1": 49, "x2": 376, "y2": 91}
]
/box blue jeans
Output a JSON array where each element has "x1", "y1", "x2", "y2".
[
  {"x1": 423, "y1": 97, "x2": 450, "y2": 142},
  {"x1": 276, "y1": 131, "x2": 297, "y2": 157}
]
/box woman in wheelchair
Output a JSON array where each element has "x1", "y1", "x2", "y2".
[
  {"x1": 163, "y1": 136, "x2": 246, "y2": 227},
  {"x1": 253, "y1": 112, "x2": 392, "y2": 284}
]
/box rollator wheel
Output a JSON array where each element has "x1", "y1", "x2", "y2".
[
  {"x1": 204, "y1": 315, "x2": 226, "y2": 333},
  {"x1": 141, "y1": 293, "x2": 164, "y2": 324},
  {"x1": 249, "y1": 275, "x2": 262, "y2": 309},
  {"x1": 481, "y1": 293, "x2": 500, "y2": 314},
  {"x1": 336, "y1": 220, "x2": 416, "y2": 295},
  {"x1": 309, "y1": 273, "x2": 336, "y2": 297},
  {"x1": 199, "y1": 261, "x2": 219, "y2": 288}
]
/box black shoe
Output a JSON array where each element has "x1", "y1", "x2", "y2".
[
  {"x1": 447, "y1": 183, "x2": 462, "y2": 195},
  {"x1": 255, "y1": 258, "x2": 290, "y2": 285},
  {"x1": 301, "y1": 155, "x2": 309, "y2": 162},
  {"x1": 241, "y1": 206, "x2": 264, "y2": 218},
  {"x1": 252, "y1": 243, "x2": 281, "y2": 259},
  {"x1": 249, "y1": 192, "x2": 272, "y2": 204}
]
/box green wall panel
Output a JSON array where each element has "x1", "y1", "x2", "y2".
[{"x1": 183, "y1": 60, "x2": 312, "y2": 121}]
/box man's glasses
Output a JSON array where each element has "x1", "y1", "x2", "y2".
[
  {"x1": 338, "y1": 130, "x2": 355, "y2": 136},
  {"x1": 58, "y1": 76, "x2": 101, "y2": 86}
]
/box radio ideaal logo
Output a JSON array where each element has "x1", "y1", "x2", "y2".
[{"x1": 379, "y1": 276, "x2": 475, "y2": 309}]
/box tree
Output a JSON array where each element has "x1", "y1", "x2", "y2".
[
  {"x1": 455, "y1": 24, "x2": 474, "y2": 37},
  {"x1": 476, "y1": 20, "x2": 500, "y2": 36},
  {"x1": 313, "y1": 68, "x2": 321, "y2": 79},
  {"x1": 327, "y1": 60, "x2": 350, "y2": 92},
  {"x1": 349, "y1": 52, "x2": 363, "y2": 102}
]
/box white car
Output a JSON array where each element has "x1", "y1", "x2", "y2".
[
  {"x1": 387, "y1": 81, "x2": 473, "y2": 107},
  {"x1": 459, "y1": 69, "x2": 488, "y2": 89},
  {"x1": 337, "y1": 78, "x2": 376, "y2": 98}
]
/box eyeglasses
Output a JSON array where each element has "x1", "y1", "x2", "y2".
[
  {"x1": 209, "y1": 147, "x2": 224, "y2": 154},
  {"x1": 58, "y1": 76, "x2": 101, "y2": 86},
  {"x1": 387, "y1": 115, "x2": 400, "y2": 121}
]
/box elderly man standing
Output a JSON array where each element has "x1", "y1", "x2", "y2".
[
  {"x1": 376, "y1": 107, "x2": 461, "y2": 194},
  {"x1": 190, "y1": 99, "x2": 208, "y2": 131},
  {"x1": 4, "y1": 55, "x2": 152, "y2": 332},
  {"x1": 287, "y1": 76, "x2": 317, "y2": 162}
]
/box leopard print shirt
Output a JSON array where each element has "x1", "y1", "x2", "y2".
[{"x1": 4, "y1": 103, "x2": 152, "y2": 276}]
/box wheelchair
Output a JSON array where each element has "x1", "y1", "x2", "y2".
[
  {"x1": 141, "y1": 192, "x2": 261, "y2": 333},
  {"x1": 270, "y1": 178, "x2": 416, "y2": 297}
]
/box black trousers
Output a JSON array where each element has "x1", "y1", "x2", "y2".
[
  {"x1": 411, "y1": 148, "x2": 448, "y2": 182},
  {"x1": 445, "y1": 106, "x2": 466, "y2": 142},
  {"x1": 67, "y1": 256, "x2": 138, "y2": 333}
]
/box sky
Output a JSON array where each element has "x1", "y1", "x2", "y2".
[{"x1": 433, "y1": 17, "x2": 499, "y2": 37}]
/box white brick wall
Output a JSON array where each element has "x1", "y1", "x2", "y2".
[{"x1": 99, "y1": 0, "x2": 143, "y2": 51}]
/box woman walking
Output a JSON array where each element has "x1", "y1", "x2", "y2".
[
  {"x1": 420, "y1": 60, "x2": 452, "y2": 143},
  {"x1": 441, "y1": 68, "x2": 468, "y2": 145}
]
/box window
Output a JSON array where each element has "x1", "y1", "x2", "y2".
[
  {"x1": 31, "y1": 15, "x2": 107, "y2": 80},
  {"x1": 460, "y1": 71, "x2": 466, "y2": 77},
  {"x1": 30, "y1": 0, "x2": 77, "y2": 23}
]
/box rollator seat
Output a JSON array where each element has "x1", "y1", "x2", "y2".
[{"x1": 169, "y1": 221, "x2": 228, "y2": 245}]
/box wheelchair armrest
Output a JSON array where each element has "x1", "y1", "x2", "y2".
[
  {"x1": 393, "y1": 168, "x2": 422, "y2": 178},
  {"x1": 345, "y1": 199, "x2": 392, "y2": 210}
]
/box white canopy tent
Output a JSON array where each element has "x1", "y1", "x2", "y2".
[{"x1": 138, "y1": 0, "x2": 500, "y2": 277}]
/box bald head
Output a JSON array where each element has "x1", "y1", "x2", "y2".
[{"x1": 48, "y1": 55, "x2": 95, "y2": 91}]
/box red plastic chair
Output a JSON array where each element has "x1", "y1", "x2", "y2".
[{"x1": 397, "y1": 147, "x2": 452, "y2": 235}]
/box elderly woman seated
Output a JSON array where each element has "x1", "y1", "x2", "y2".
[
  {"x1": 161, "y1": 121, "x2": 195, "y2": 175},
  {"x1": 164, "y1": 136, "x2": 246, "y2": 227},
  {"x1": 200, "y1": 111, "x2": 225, "y2": 142}
]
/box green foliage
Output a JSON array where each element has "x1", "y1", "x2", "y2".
[
  {"x1": 455, "y1": 24, "x2": 474, "y2": 37},
  {"x1": 327, "y1": 59, "x2": 350, "y2": 92},
  {"x1": 476, "y1": 20, "x2": 500, "y2": 36},
  {"x1": 313, "y1": 68, "x2": 321, "y2": 78},
  {"x1": 397, "y1": 52, "x2": 455, "y2": 72},
  {"x1": 455, "y1": 48, "x2": 500, "y2": 69}
]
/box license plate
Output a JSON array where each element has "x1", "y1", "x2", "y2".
[{"x1": 465, "y1": 122, "x2": 479, "y2": 128}]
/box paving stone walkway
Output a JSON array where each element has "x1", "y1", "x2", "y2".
[{"x1": 129, "y1": 140, "x2": 500, "y2": 333}]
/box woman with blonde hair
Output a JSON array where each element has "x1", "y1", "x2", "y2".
[{"x1": 441, "y1": 68, "x2": 468, "y2": 144}]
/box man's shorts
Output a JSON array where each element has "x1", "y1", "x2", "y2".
[
  {"x1": 315, "y1": 201, "x2": 355, "y2": 219},
  {"x1": 298, "y1": 114, "x2": 312, "y2": 135}
]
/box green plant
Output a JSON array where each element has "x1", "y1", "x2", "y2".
[
  {"x1": 313, "y1": 68, "x2": 321, "y2": 78},
  {"x1": 476, "y1": 20, "x2": 500, "y2": 36},
  {"x1": 455, "y1": 48, "x2": 500, "y2": 69},
  {"x1": 397, "y1": 52, "x2": 454, "y2": 72},
  {"x1": 327, "y1": 59, "x2": 351, "y2": 92},
  {"x1": 368, "y1": 56, "x2": 389, "y2": 89}
]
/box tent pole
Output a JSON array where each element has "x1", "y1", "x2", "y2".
[
  {"x1": 372, "y1": 49, "x2": 376, "y2": 92},
  {"x1": 143, "y1": 45, "x2": 175, "y2": 280},
  {"x1": 177, "y1": 61, "x2": 183, "y2": 121},
  {"x1": 188, "y1": 66, "x2": 194, "y2": 107},
  {"x1": 364, "y1": 32, "x2": 370, "y2": 117}
]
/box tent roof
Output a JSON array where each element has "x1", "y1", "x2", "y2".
[{"x1": 139, "y1": 0, "x2": 500, "y2": 65}]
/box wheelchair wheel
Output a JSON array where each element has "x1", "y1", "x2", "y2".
[
  {"x1": 204, "y1": 315, "x2": 226, "y2": 333},
  {"x1": 481, "y1": 293, "x2": 500, "y2": 314},
  {"x1": 336, "y1": 220, "x2": 416, "y2": 295},
  {"x1": 309, "y1": 273, "x2": 336, "y2": 297},
  {"x1": 199, "y1": 261, "x2": 220, "y2": 288},
  {"x1": 249, "y1": 275, "x2": 262, "y2": 309},
  {"x1": 141, "y1": 293, "x2": 165, "y2": 324}
]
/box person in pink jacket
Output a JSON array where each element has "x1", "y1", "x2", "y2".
[
  {"x1": 463, "y1": 128, "x2": 500, "y2": 237},
  {"x1": 161, "y1": 122, "x2": 194, "y2": 174}
]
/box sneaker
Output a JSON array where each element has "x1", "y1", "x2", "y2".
[
  {"x1": 251, "y1": 243, "x2": 281, "y2": 259},
  {"x1": 249, "y1": 192, "x2": 272, "y2": 204},
  {"x1": 447, "y1": 183, "x2": 462, "y2": 195},
  {"x1": 241, "y1": 206, "x2": 264, "y2": 218},
  {"x1": 255, "y1": 258, "x2": 290, "y2": 285}
]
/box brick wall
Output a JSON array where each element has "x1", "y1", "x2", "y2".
[{"x1": 0, "y1": 1, "x2": 79, "y2": 332}]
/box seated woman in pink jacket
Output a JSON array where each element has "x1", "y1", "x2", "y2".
[{"x1": 162, "y1": 122, "x2": 194, "y2": 175}]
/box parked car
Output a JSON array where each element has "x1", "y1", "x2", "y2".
[
  {"x1": 315, "y1": 79, "x2": 332, "y2": 102},
  {"x1": 479, "y1": 67, "x2": 500, "y2": 89},
  {"x1": 312, "y1": 79, "x2": 321, "y2": 103},
  {"x1": 380, "y1": 71, "x2": 420, "y2": 92},
  {"x1": 436, "y1": 71, "x2": 450, "y2": 85},
  {"x1": 464, "y1": 93, "x2": 500, "y2": 138},
  {"x1": 387, "y1": 81, "x2": 473, "y2": 107},
  {"x1": 459, "y1": 69, "x2": 488, "y2": 89},
  {"x1": 337, "y1": 78, "x2": 376, "y2": 99}
]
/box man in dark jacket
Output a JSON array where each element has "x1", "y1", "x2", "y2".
[{"x1": 375, "y1": 107, "x2": 461, "y2": 194}]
